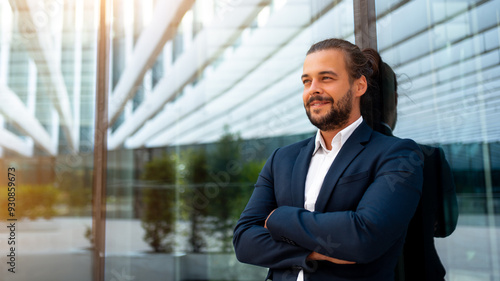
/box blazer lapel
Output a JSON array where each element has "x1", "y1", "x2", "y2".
[
  {"x1": 290, "y1": 137, "x2": 315, "y2": 208},
  {"x1": 314, "y1": 122, "x2": 372, "y2": 212}
]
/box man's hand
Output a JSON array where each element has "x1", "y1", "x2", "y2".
[
  {"x1": 264, "y1": 209, "x2": 276, "y2": 229},
  {"x1": 307, "y1": 251, "x2": 356, "y2": 265}
]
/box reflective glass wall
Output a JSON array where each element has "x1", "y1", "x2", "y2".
[
  {"x1": 105, "y1": 0, "x2": 355, "y2": 280},
  {"x1": 376, "y1": 0, "x2": 500, "y2": 280},
  {"x1": 0, "y1": 0, "x2": 98, "y2": 280},
  {"x1": 1, "y1": 0, "x2": 499, "y2": 280}
]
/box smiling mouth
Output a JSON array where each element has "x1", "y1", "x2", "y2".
[
  {"x1": 309, "y1": 101, "x2": 330, "y2": 107},
  {"x1": 307, "y1": 96, "x2": 333, "y2": 108}
]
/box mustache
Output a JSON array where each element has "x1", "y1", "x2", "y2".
[{"x1": 306, "y1": 95, "x2": 334, "y2": 106}]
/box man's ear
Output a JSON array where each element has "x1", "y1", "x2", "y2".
[{"x1": 353, "y1": 75, "x2": 367, "y2": 97}]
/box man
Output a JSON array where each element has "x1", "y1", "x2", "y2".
[{"x1": 233, "y1": 38, "x2": 424, "y2": 281}]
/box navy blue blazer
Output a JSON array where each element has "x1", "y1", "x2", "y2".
[{"x1": 233, "y1": 121, "x2": 424, "y2": 281}]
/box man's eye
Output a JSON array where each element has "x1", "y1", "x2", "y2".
[
  {"x1": 322, "y1": 77, "x2": 332, "y2": 81},
  {"x1": 302, "y1": 79, "x2": 310, "y2": 84}
]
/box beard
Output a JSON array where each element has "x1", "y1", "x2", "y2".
[{"x1": 305, "y1": 89, "x2": 353, "y2": 131}]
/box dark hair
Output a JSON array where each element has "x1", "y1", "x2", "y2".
[
  {"x1": 306, "y1": 38, "x2": 381, "y2": 128},
  {"x1": 362, "y1": 48, "x2": 400, "y2": 133},
  {"x1": 360, "y1": 48, "x2": 383, "y2": 131}
]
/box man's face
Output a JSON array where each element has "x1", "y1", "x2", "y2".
[{"x1": 301, "y1": 49, "x2": 357, "y2": 132}]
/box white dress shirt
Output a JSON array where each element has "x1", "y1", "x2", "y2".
[{"x1": 297, "y1": 116, "x2": 363, "y2": 281}]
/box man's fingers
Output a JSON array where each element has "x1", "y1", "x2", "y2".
[
  {"x1": 327, "y1": 257, "x2": 356, "y2": 264},
  {"x1": 307, "y1": 251, "x2": 356, "y2": 265}
]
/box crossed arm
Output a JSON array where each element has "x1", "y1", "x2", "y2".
[{"x1": 264, "y1": 209, "x2": 356, "y2": 265}]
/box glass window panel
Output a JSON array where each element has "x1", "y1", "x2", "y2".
[
  {"x1": 104, "y1": 0, "x2": 354, "y2": 280},
  {"x1": 376, "y1": 0, "x2": 500, "y2": 280},
  {"x1": 0, "y1": 0, "x2": 98, "y2": 280}
]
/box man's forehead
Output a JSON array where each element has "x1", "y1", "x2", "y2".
[{"x1": 302, "y1": 49, "x2": 347, "y2": 74}]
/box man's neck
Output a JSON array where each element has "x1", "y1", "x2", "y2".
[
  {"x1": 319, "y1": 130, "x2": 340, "y2": 151},
  {"x1": 319, "y1": 115, "x2": 362, "y2": 150}
]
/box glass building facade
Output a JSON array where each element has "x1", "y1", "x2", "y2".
[{"x1": 0, "y1": 0, "x2": 499, "y2": 280}]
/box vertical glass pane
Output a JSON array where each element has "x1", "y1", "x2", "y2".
[
  {"x1": 105, "y1": 0, "x2": 354, "y2": 279},
  {"x1": 376, "y1": 0, "x2": 500, "y2": 280},
  {"x1": 0, "y1": 0, "x2": 98, "y2": 280}
]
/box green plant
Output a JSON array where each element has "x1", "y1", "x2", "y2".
[
  {"x1": 57, "y1": 169, "x2": 92, "y2": 216},
  {"x1": 140, "y1": 153, "x2": 177, "y2": 253},
  {"x1": 84, "y1": 225, "x2": 94, "y2": 248},
  {"x1": 141, "y1": 186, "x2": 175, "y2": 252},
  {"x1": 0, "y1": 184, "x2": 61, "y2": 220},
  {"x1": 182, "y1": 149, "x2": 210, "y2": 253}
]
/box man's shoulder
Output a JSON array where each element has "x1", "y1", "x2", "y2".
[
  {"x1": 277, "y1": 136, "x2": 314, "y2": 153},
  {"x1": 282, "y1": 136, "x2": 314, "y2": 150},
  {"x1": 364, "y1": 130, "x2": 422, "y2": 162},
  {"x1": 348, "y1": 120, "x2": 418, "y2": 150},
  {"x1": 268, "y1": 136, "x2": 314, "y2": 162},
  {"x1": 370, "y1": 129, "x2": 420, "y2": 148}
]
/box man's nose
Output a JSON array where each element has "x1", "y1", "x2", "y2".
[{"x1": 308, "y1": 80, "x2": 322, "y2": 95}]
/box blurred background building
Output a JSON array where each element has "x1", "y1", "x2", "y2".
[{"x1": 0, "y1": 0, "x2": 499, "y2": 280}]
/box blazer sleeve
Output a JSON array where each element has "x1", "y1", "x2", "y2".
[
  {"x1": 265, "y1": 139, "x2": 424, "y2": 264},
  {"x1": 233, "y1": 149, "x2": 314, "y2": 271}
]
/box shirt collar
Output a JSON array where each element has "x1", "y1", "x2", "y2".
[{"x1": 312, "y1": 116, "x2": 363, "y2": 155}]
